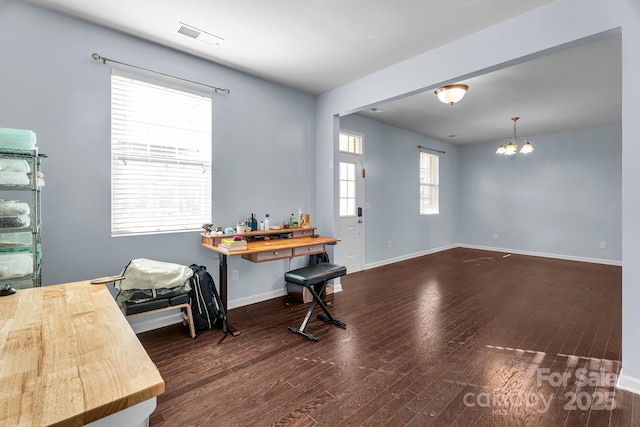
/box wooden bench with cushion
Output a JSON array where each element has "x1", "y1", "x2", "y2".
[{"x1": 91, "y1": 275, "x2": 196, "y2": 338}]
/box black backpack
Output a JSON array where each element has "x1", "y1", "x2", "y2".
[
  {"x1": 308, "y1": 251, "x2": 330, "y2": 265},
  {"x1": 188, "y1": 264, "x2": 227, "y2": 338}
]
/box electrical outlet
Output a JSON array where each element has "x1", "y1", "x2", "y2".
[
  {"x1": 388, "y1": 240, "x2": 392, "y2": 248},
  {"x1": 600, "y1": 242, "x2": 607, "y2": 249},
  {"x1": 493, "y1": 233, "x2": 499, "y2": 240},
  {"x1": 232, "y1": 269, "x2": 239, "y2": 280}
]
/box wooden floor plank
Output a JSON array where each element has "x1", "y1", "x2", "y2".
[{"x1": 136, "y1": 248, "x2": 633, "y2": 426}]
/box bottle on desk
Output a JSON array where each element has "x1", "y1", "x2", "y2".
[
  {"x1": 289, "y1": 213, "x2": 297, "y2": 228},
  {"x1": 264, "y1": 214, "x2": 270, "y2": 230}
]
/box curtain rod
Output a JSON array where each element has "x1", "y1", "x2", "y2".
[
  {"x1": 91, "y1": 52, "x2": 230, "y2": 94},
  {"x1": 418, "y1": 145, "x2": 445, "y2": 154}
]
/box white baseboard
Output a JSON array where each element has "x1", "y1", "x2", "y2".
[
  {"x1": 332, "y1": 282, "x2": 343, "y2": 293},
  {"x1": 227, "y1": 288, "x2": 285, "y2": 310},
  {"x1": 458, "y1": 243, "x2": 622, "y2": 266},
  {"x1": 128, "y1": 284, "x2": 344, "y2": 334},
  {"x1": 229, "y1": 281, "x2": 343, "y2": 309},
  {"x1": 616, "y1": 369, "x2": 640, "y2": 395},
  {"x1": 128, "y1": 310, "x2": 185, "y2": 335},
  {"x1": 127, "y1": 289, "x2": 286, "y2": 334},
  {"x1": 364, "y1": 244, "x2": 457, "y2": 270},
  {"x1": 131, "y1": 243, "x2": 617, "y2": 335}
]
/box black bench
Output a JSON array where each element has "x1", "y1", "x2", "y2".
[{"x1": 284, "y1": 262, "x2": 347, "y2": 341}]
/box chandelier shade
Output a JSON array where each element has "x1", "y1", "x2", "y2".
[{"x1": 434, "y1": 84, "x2": 469, "y2": 105}]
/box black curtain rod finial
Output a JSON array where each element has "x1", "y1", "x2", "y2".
[{"x1": 418, "y1": 145, "x2": 445, "y2": 154}]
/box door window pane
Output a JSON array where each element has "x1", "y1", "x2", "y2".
[{"x1": 339, "y1": 161, "x2": 356, "y2": 216}]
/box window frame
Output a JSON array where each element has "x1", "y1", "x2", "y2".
[
  {"x1": 419, "y1": 151, "x2": 440, "y2": 215},
  {"x1": 339, "y1": 130, "x2": 363, "y2": 154},
  {"x1": 339, "y1": 160, "x2": 357, "y2": 217},
  {"x1": 110, "y1": 70, "x2": 213, "y2": 236}
]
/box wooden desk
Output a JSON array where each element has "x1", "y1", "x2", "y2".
[
  {"x1": 0, "y1": 281, "x2": 165, "y2": 427},
  {"x1": 201, "y1": 228, "x2": 338, "y2": 336}
]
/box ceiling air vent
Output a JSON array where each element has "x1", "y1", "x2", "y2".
[{"x1": 175, "y1": 22, "x2": 224, "y2": 47}]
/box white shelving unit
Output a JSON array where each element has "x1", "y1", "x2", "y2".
[{"x1": 0, "y1": 148, "x2": 43, "y2": 289}]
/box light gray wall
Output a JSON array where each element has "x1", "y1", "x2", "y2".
[
  {"x1": 315, "y1": 0, "x2": 640, "y2": 388},
  {"x1": 621, "y1": 4, "x2": 640, "y2": 385},
  {"x1": 3, "y1": 0, "x2": 640, "y2": 387},
  {"x1": 458, "y1": 125, "x2": 622, "y2": 262},
  {"x1": 339, "y1": 114, "x2": 458, "y2": 266},
  {"x1": 340, "y1": 116, "x2": 621, "y2": 265},
  {"x1": 0, "y1": 1, "x2": 316, "y2": 305}
]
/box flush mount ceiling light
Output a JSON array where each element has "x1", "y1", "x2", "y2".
[
  {"x1": 496, "y1": 116, "x2": 534, "y2": 155},
  {"x1": 176, "y1": 22, "x2": 225, "y2": 47},
  {"x1": 434, "y1": 84, "x2": 469, "y2": 105}
]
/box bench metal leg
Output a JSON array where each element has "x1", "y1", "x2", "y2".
[
  {"x1": 288, "y1": 281, "x2": 346, "y2": 341},
  {"x1": 288, "y1": 297, "x2": 320, "y2": 341},
  {"x1": 307, "y1": 284, "x2": 346, "y2": 328},
  {"x1": 288, "y1": 326, "x2": 318, "y2": 341}
]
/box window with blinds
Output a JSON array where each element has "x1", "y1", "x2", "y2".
[
  {"x1": 111, "y1": 71, "x2": 212, "y2": 236},
  {"x1": 420, "y1": 151, "x2": 439, "y2": 215}
]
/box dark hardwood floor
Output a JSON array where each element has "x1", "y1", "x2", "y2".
[{"x1": 138, "y1": 247, "x2": 639, "y2": 426}]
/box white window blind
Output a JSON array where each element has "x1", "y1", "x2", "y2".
[
  {"x1": 111, "y1": 71, "x2": 212, "y2": 235},
  {"x1": 420, "y1": 151, "x2": 439, "y2": 215}
]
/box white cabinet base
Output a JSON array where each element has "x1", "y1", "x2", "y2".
[{"x1": 85, "y1": 397, "x2": 156, "y2": 427}]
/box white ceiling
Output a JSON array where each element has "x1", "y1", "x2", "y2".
[
  {"x1": 24, "y1": 0, "x2": 621, "y2": 144},
  {"x1": 357, "y1": 34, "x2": 621, "y2": 144}
]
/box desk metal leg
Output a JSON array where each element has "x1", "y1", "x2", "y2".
[{"x1": 219, "y1": 254, "x2": 240, "y2": 336}]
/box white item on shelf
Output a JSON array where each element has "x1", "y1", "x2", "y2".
[
  {"x1": 0, "y1": 159, "x2": 30, "y2": 172},
  {"x1": 0, "y1": 214, "x2": 30, "y2": 229},
  {"x1": 27, "y1": 171, "x2": 45, "y2": 187},
  {"x1": 0, "y1": 253, "x2": 33, "y2": 278},
  {"x1": 0, "y1": 171, "x2": 29, "y2": 185},
  {"x1": 0, "y1": 127, "x2": 37, "y2": 150},
  {"x1": 0, "y1": 200, "x2": 30, "y2": 216},
  {"x1": 0, "y1": 232, "x2": 31, "y2": 248}
]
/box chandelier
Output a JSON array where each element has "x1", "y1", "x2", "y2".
[{"x1": 496, "y1": 117, "x2": 534, "y2": 155}]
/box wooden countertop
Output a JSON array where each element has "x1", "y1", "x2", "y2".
[
  {"x1": 0, "y1": 281, "x2": 165, "y2": 426},
  {"x1": 201, "y1": 235, "x2": 339, "y2": 256}
]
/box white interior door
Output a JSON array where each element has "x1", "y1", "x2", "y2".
[{"x1": 338, "y1": 152, "x2": 364, "y2": 273}]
